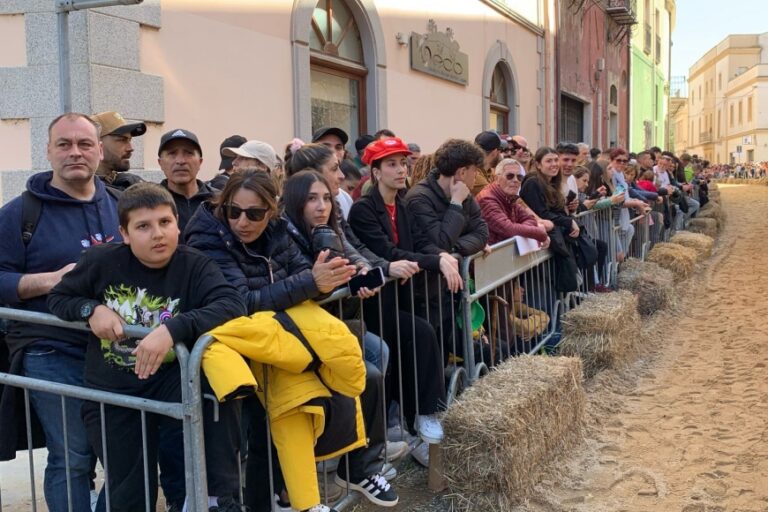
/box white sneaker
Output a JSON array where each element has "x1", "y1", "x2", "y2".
[
  {"x1": 273, "y1": 494, "x2": 294, "y2": 512},
  {"x1": 303, "y1": 505, "x2": 337, "y2": 512},
  {"x1": 414, "y1": 414, "x2": 443, "y2": 444},
  {"x1": 382, "y1": 462, "x2": 397, "y2": 480},
  {"x1": 410, "y1": 441, "x2": 430, "y2": 467},
  {"x1": 379, "y1": 440, "x2": 410, "y2": 461}
]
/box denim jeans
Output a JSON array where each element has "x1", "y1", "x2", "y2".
[
  {"x1": 362, "y1": 331, "x2": 390, "y2": 374},
  {"x1": 23, "y1": 345, "x2": 93, "y2": 512}
]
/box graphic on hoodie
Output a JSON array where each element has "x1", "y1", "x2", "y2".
[
  {"x1": 101, "y1": 284, "x2": 179, "y2": 369},
  {"x1": 82, "y1": 232, "x2": 115, "y2": 248}
]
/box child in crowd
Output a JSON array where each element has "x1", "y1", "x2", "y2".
[
  {"x1": 636, "y1": 169, "x2": 659, "y2": 193},
  {"x1": 48, "y1": 183, "x2": 246, "y2": 512}
]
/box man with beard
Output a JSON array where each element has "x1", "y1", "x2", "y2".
[
  {"x1": 90, "y1": 111, "x2": 146, "y2": 190},
  {"x1": 471, "y1": 130, "x2": 503, "y2": 195}
]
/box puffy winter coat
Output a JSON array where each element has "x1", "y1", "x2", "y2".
[
  {"x1": 184, "y1": 202, "x2": 320, "y2": 313},
  {"x1": 204, "y1": 300, "x2": 367, "y2": 460}
]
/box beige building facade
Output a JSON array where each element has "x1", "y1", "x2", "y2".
[
  {"x1": 0, "y1": 0, "x2": 549, "y2": 203},
  {"x1": 684, "y1": 33, "x2": 768, "y2": 164}
]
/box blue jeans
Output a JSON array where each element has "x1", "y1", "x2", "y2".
[
  {"x1": 23, "y1": 345, "x2": 93, "y2": 512},
  {"x1": 363, "y1": 331, "x2": 389, "y2": 374}
]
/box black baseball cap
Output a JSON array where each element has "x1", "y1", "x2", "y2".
[
  {"x1": 312, "y1": 127, "x2": 349, "y2": 145},
  {"x1": 474, "y1": 130, "x2": 502, "y2": 152},
  {"x1": 158, "y1": 129, "x2": 202, "y2": 156},
  {"x1": 355, "y1": 134, "x2": 375, "y2": 154},
  {"x1": 218, "y1": 134, "x2": 247, "y2": 170}
]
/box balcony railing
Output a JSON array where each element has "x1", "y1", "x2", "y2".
[
  {"x1": 606, "y1": 0, "x2": 638, "y2": 25},
  {"x1": 700, "y1": 132, "x2": 713, "y2": 144}
]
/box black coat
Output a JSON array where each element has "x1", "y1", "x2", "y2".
[
  {"x1": 349, "y1": 186, "x2": 442, "y2": 272},
  {"x1": 404, "y1": 170, "x2": 489, "y2": 257},
  {"x1": 519, "y1": 176, "x2": 573, "y2": 231},
  {"x1": 184, "y1": 202, "x2": 320, "y2": 313}
]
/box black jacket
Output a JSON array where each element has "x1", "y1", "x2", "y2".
[
  {"x1": 183, "y1": 202, "x2": 320, "y2": 313},
  {"x1": 162, "y1": 179, "x2": 217, "y2": 232},
  {"x1": 404, "y1": 170, "x2": 489, "y2": 257},
  {"x1": 519, "y1": 176, "x2": 573, "y2": 231},
  {"x1": 349, "y1": 186, "x2": 442, "y2": 272}
]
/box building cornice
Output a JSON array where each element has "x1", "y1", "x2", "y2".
[{"x1": 479, "y1": 0, "x2": 545, "y2": 36}]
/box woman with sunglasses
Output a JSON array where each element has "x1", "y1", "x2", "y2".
[
  {"x1": 184, "y1": 169, "x2": 356, "y2": 512},
  {"x1": 604, "y1": 149, "x2": 651, "y2": 261}
]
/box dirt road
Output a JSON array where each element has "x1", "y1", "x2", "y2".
[{"x1": 526, "y1": 183, "x2": 768, "y2": 512}]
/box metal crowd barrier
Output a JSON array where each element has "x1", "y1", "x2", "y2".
[
  {"x1": 0, "y1": 307, "x2": 209, "y2": 512},
  {"x1": 2, "y1": 207, "x2": 671, "y2": 511}
]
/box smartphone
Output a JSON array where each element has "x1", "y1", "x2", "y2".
[
  {"x1": 348, "y1": 267, "x2": 385, "y2": 295},
  {"x1": 566, "y1": 190, "x2": 577, "y2": 203}
]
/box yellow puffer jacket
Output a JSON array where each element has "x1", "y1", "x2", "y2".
[{"x1": 203, "y1": 300, "x2": 367, "y2": 459}]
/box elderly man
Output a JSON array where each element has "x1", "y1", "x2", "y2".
[
  {"x1": 476, "y1": 158, "x2": 549, "y2": 246},
  {"x1": 90, "y1": 111, "x2": 146, "y2": 191},
  {"x1": 157, "y1": 129, "x2": 217, "y2": 232}
]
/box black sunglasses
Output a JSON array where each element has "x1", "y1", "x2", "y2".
[
  {"x1": 504, "y1": 173, "x2": 523, "y2": 181},
  {"x1": 615, "y1": 159, "x2": 629, "y2": 164},
  {"x1": 227, "y1": 204, "x2": 269, "y2": 222}
]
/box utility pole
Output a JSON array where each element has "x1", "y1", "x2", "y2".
[{"x1": 55, "y1": 0, "x2": 144, "y2": 113}]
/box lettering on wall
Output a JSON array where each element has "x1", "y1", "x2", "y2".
[{"x1": 410, "y1": 20, "x2": 469, "y2": 86}]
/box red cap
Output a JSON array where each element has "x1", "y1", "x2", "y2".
[{"x1": 362, "y1": 137, "x2": 412, "y2": 166}]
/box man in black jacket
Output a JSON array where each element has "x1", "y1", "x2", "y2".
[
  {"x1": 404, "y1": 139, "x2": 489, "y2": 361},
  {"x1": 405, "y1": 138, "x2": 489, "y2": 257}
]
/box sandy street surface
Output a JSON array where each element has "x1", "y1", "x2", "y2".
[
  {"x1": 353, "y1": 184, "x2": 768, "y2": 511},
  {"x1": 2, "y1": 185, "x2": 766, "y2": 512}
]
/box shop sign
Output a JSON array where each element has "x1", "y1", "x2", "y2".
[{"x1": 410, "y1": 20, "x2": 469, "y2": 86}]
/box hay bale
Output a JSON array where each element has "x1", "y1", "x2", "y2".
[
  {"x1": 442, "y1": 356, "x2": 585, "y2": 510},
  {"x1": 646, "y1": 242, "x2": 697, "y2": 280},
  {"x1": 670, "y1": 231, "x2": 714, "y2": 259},
  {"x1": 616, "y1": 258, "x2": 676, "y2": 316},
  {"x1": 688, "y1": 217, "x2": 718, "y2": 237},
  {"x1": 558, "y1": 291, "x2": 640, "y2": 377}
]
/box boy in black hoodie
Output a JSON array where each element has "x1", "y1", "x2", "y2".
[{"x1": 48, "y1": 183, "x2": 246, "y2": 512}]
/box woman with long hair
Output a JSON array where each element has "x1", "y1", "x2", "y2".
[
  {"x1": 519, "y1": 146, "x2": 580, "y2": 238},
  {"x1": 184, "y1": 170, "x2": 365, "y2": 512}
]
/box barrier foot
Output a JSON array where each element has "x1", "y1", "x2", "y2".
[{"x1": 427, "y1": 443, "x2": 447, "y2": 492}]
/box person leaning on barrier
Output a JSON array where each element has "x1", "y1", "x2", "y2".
[
  {"x1": 90, "y1": 110, "x2": 146, "y2": 191},
  {"x1": 0, "y1": 113, "x2": 120, "y2": 512},
  {"x1": 281, "y1": 170, "x2": 404, "y2": 508},
  {"x1": 47, "y1": 183, "x2": 247, "y2": 512},
  {"x1": 183, "y1": 170, "x2": 357, "y2": 512},
  {"x1": 349, "y1": 137, "x2": 456, "y2": 454},
  {"x1": 475, "y1": 157, "x2": 549, "y2": 247}
]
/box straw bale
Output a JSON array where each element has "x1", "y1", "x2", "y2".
[
  {"x1": 646, "y1": 242, "x2": 697, "y2": 280},
  {"x1": 442, "y1": 356, "x2": 585, "y2": 510},
  {"x1": 557, "y1": 291, "x2": 640, "y2": 376},
  {"x1": 697, "y1": 202, "x2": 724, "y2": 226},
  {"x1": 688, "y1": 217, "x2": 718, "y2": 237},
  {"x1": 670, "y1": 231, "x2": 714, "y2": 259},
  {"x1": 616, "y1": 258, "x2": 676, "y2": 316}
]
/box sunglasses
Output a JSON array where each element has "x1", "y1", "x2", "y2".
[
  {"x1": 504, "y1": 173, "x2": 523, "y2": 182},
  {"x1": 615, "y1": 159, "x2": 629, "y2": 164},
  {"x1": 227, "y1": 204, "x2": 269, "y2": 222}
]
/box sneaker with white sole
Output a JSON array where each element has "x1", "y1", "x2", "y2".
[
  {"x1": 273, "y1": 494, "x2": 294, "y2": 511},
  {"x1": 334, "y1": 473, "x2": 399, "y2": 507},
  {"x1": 379, "y1": 440, "x2": 410, "y2": 461},
  {"x1": 382, "y1": 462, "x2": 397, "y2": 480},
  {"x1": 301, "y1": 505, "x2": 337, "y2": 512},
  {"x1": 414, "y1": 414, "x2": 443, "y2": 444},
  {"x1": 410, "y1": 441, "x2": 429, "y2": 467}
]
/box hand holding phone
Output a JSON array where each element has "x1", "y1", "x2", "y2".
[{"x1": 348, "y1": 267, "x2": 385, "y2": 296}]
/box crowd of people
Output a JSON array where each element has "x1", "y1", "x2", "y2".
[{"x1": 0, "y1": 110, "x2": 709, "y2": 512}]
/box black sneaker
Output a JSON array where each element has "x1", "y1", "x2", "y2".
[{"x1": 334, "y1": 473, "x2": 399, "y2": 507}]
